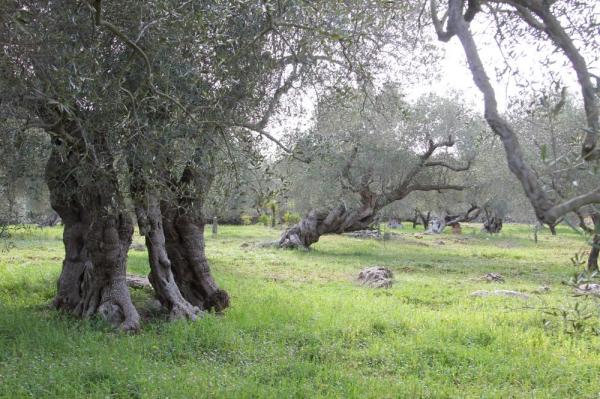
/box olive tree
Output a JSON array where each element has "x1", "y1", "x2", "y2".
[
  {"x1": 279, "y1": 88, "x2": 475, "y2": 249},
  {"x1": 431, "y1": 0, "x2": 599, "y2": 225}
]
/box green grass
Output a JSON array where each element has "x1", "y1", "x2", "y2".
[{"x1": 1, "y1": 223, "x2": 599, "y2": 398}]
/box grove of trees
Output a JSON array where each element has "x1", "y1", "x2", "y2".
[{"x1": 1, "y1": 0, "x2": 598, "y2": 330}]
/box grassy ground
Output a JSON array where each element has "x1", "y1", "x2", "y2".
[{"x1": 0, "y1": 223, "x2": 599, "y2": 398}]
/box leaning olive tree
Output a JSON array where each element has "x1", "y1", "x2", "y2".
[{"x1": 279, "y1": 89, "x2": 476, "y2": 249}]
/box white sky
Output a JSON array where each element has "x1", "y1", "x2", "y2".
[{"x1": 266, "y1": 15, "x2": 597, "y2": 149}]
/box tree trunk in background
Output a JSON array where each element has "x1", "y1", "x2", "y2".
[
  {"x1": 483, "y1": 216, "x2": 503, "y2": 234},
  {"x1": 270, "y1": 204, "x2": 277, "y2": 228},
  {"x1": 418, "y1": 211, "x2": 431, "y2": 230},
  {"x1": 588, "y1": 214, "x2": 599, "y2": 272},
  {"x1": 46, "y1": 146, "x2": 140, "y2": 331},
  {"x1": 279, "y1": 203, "x2": 377, "y2": 249}
]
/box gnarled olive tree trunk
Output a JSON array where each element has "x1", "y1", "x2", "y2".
[
  {"x1": 128, "y1": 145, "x2": 229, "y2": 316},
  {"x1": 135, "y1": 196, "x2": 202, "y2": 320},
  {"x1": 46, "y1": 149, "x2": 89, "y2": 312},
  {"x1": 279, "y1": 199, "x2": 377, "y2": 249},
  {"x1": 46, "y1": 145, "x2": 140, "y2": 331},
  {"x1": 162, "y1": 207, "x2": 229, "y2": 312},
  {"x1": 161, "y1": 164, "x2": 229, "y2": 312}
]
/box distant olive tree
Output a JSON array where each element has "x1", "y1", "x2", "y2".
[{"x1": 279, "y1": 89, "x2": 477, "y2": 248}]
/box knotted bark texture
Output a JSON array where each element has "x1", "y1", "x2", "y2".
[
  {"x1": 279, "y1": 203, "x2": 377, "y2": 248},
  {"x1": 46, "y1": 143, "x2": 140, "y2": 331},
  {"x1": 129, "y1": 155, "x2": 230, "y2": 318}
]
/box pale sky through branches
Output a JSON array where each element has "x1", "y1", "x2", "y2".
[{"x1": 266, "y1": 13, "x2": 598, "y2": 153}]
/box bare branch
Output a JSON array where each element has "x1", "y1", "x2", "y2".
[
  {"x1": 430, "y1": 0, "x2": 454, "y2": 42},
  {"x1": 545, "y1": 188, "x2": 600, "y2": 222},
  {"x1": 405, "y1": 183, "x2": 466, "y2": 192},
  {"x1": 236, "y1": 124, "x2": 310, "y2": 163},
  {"x1": 239, "y1": 65, "x2": 300, "y2": 132},
  {"x1": 425, "y1": 159, "x2": 472, "y2": 171}
]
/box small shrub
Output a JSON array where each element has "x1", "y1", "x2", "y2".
[
  {"x1": 240, "y1": 214, "x2": 252, "y2": 225},
  {"x1": 283, "y1": 211, "x2": 301, "y2": 225},
  {"x1": 258, "y1": 214, "x2": 271, "y2": 227}
]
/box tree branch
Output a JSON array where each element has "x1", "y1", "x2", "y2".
[
  {"x1": 425, "y1": 159, "x2": 472, "y2": 171},
  {"x1": 405, "y1": 183, "x2": 466, "y2": 192}
]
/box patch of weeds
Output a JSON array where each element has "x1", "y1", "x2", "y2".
[
  {"x1": 540, "y1": 299, "x2": 600, "y2": 337},
  {"x1": 463, "y1": 331, "x2": 495, "y2": 347}
]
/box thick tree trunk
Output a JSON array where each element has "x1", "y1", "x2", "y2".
[
  {"x1": 136, "y1": 198, "x2": 202, "y2": 320},
  {"x1": 46, "y1": 150, "x2": 88, "y2": 311},
  {"x1": 588, "y1": 214, "x2": 599, "y2": 272},
  {"x1": 160, "y1": 163, "x2": 229, "y2": 312},
  {"x1": 80, "y1": 209, "x2": 139, "y2": 331},
  {"x1": 162, "y1": 206, "x2": 229, "y2": 312},
  {"x1": 279, "y1": 203, "x2": 376, "y2": 249},
  {"x1": 128, "y1": 150, "x2": 203, "y2": 320},
  {"x1": 483, "y1": 216, "x2": 503, "y2": 234},
  {"x1": 46, "y1": 147, "x2": 140, "y2": 331}
]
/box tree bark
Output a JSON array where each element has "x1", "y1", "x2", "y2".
[
  {"x1": 81, "y1": 205, "x2": 138, "y2": 331},
  {"x1": 279, "y1": 203, "x2": 376, "y2": 249},
  {"x1": 137, "y1": 197, "x2": 202, "y2": 320},
  {"x1": 588, "y1": 214, "x2": 599, "y2": 272},
  {"x1": 128, "y1": 150, "x2": 203, "y2": 320},
  {"x1": 161, "y1": 164, "x2": 229, "y2": 312},
  {"x1": 46, "y1": 149, "x2": 88, "y2": 312},
  {"x1": 46, "y1": 146, "x2": 140, "y2": 331},
  {"x1": 162, "y1": 205, "x2": 229, "y2": 312}
]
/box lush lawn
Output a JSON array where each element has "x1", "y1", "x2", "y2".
[{"x1": 0, "y1": 223, "x2": 599, "y2": 398}]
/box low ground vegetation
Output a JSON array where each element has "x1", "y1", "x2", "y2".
[{"x1": 1, "y1": 224, "x2": 599, "y2": 397}]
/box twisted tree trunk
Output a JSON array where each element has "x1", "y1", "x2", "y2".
[
  {"x1": 162, "y1": 209, "x2": 229, "y2": 312},
  {"x1": 161, "y1": 164, "x2": 230, "y2": 312},
  {"x1": 279, "y1": 202, "x2": 377, "y2": 249},
  {"x1": 128, "y1": 149, "x2": 203, "y2": 320},
  {"x1": 46, "y1": 150, "x2": 88, "y2": 312},
  {"x1": 46, "y1": 146, "x2": 140, "y2": 331},
  {"x1": 137, "y1": 197, "x2": 202, "y2": 320}
]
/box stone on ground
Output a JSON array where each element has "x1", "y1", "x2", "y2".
[
  {"x1": 126, "y1": 274, "x2": 151, "y2": 289},
  {"x1": 358, "y1": 266, "x2": 394, "y2": 288},
  {"x1": 574, "y1": 283, "x2": 600, "y2": 297}
]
